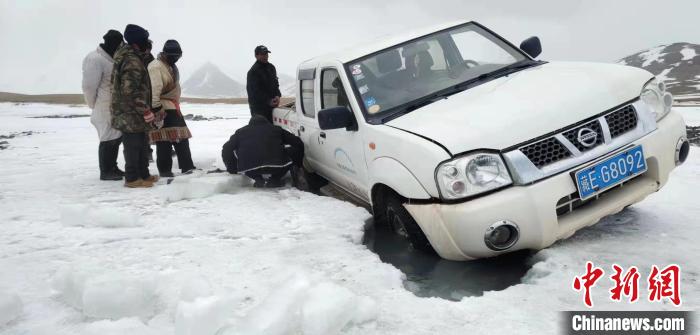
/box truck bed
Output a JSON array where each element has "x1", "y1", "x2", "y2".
[{"x1": 272, "y1": 105, "x2": 300, "y2": 136}]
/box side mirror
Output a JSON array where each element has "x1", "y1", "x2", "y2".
[
  {"x1": 318, "y1": 106, "x2": 356, "y2": 131},
  {"x1": 519, "y1": 36, "x2": 542, "y2": 58}
]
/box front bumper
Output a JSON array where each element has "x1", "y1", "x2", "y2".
[{"x1": 404, "y1": 110, "x2": 687, "y2": 261}]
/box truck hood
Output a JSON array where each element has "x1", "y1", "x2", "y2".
[{"x1": 385, "y1": 61, "x2": 653, "y2": 155}]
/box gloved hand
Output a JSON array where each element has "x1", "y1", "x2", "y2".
[{"x1": 144, "y1": 110, "x2": 155, "y2": 123}]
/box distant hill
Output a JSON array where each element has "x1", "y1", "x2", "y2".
[
  {"x1": 619, "y1": 43, "x2": 700, "y2": 104},
  {"x1": 182, "y1": 62, "x2": 246, "y2": 98},
  {"x1": 0, "y1": 92, "x2": 294, "y2": 106},
  {"x1": 182, "y1": 62, "x2": 295, "y2": 98}
]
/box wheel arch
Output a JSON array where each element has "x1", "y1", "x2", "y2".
[{"x1": 368, "y1": 157, "x2": 432, "y2": 208}]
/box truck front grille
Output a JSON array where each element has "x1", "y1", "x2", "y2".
[
  {"x1": 562, "y1": 120, "x2": 605, "y2": 152},
  {"x1": 519, "y1": 137, "x2": 572, "y2": 168},
  {"x1": 605, "y1": 105, "x2": 638, "y2": 138},
  {"x1": 517, "y1": 105, "x2": 639, "y2": 169}
]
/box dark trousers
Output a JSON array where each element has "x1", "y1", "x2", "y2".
[
  {"x1": 156, "y1": 139, "x2": 195, "y2": 174},
  {"x1": 250, "y1": 105, "x2": 273, "y2": 123},
  {"x1": 122, "y1": 132, "x2": 151, "y2": 182},
  {"x1": 98, "y1": 137, "x2": 122, "y2": 174},
  {"x1": 245, "y1": 166, "x2": 289, "y2": 181},
  {"x1": 223, "y1": 145, "x2": 302, "y2": 175}
]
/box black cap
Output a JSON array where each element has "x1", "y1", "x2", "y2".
[
  {"x1": 103, "y1": 30, "x2": 123, "y2": 46},
  {"x1": 254, "y1": 45, "x2": 271, "y2": 55},
  {"x1": 124, "y1": 24, "x2": 149, "y2": 45},
  {"x1": 163, "y1": 39, "x2": 182, "y2": 56}
]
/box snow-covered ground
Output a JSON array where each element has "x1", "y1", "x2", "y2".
[{"x1": 0, "y1": 103, "x2": 698, "y2": 334}]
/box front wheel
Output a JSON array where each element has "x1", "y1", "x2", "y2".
[{"x1": 382, "y1": 193, "x2": 435, "y2": 254}]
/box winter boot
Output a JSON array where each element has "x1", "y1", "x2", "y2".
[
  {"x1": 290, "y1": 166, "x2": 303, "y2": 189},
  {"x1": 113, "y1": 167, "x2": 125, "y2": 177},
  {"x1": 100, "y1": 172, "x2": 123, "y2": 181},
  {"x1": 124, "y1": 179, "x2": 153, "y2": 188},
  {"x1": 265, "y1": 178, "x2": 284, "y2": 188},
  {"x1": 182, "y1": 168, "x2": 200, "y2": 175},
  {"x1": 252, "y1": 178, "x2": 265, "y2": 188},
  {"x1": 144, "y1": 175, "x2": 160, "y2": 183},
  {"x1": 160, "y1": 171, "x2": 175, "y2": 178}
]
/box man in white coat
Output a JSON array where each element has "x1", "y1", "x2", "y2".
[{"x1": 82, "y1": 30, "x2": 125, "y2": 181}]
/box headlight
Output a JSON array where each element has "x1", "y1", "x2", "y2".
[
  {"x1": 641, "y1": 78, "x2": 673, "y2": 121},
  {"x1": 436, "y1": 152, "x2": 512, "y2": 200}
]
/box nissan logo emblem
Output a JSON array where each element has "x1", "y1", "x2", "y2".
[{"x1": 577, "y1": 127, "x2": 598, "y2": 147}]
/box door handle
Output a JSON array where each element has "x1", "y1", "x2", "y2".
[
  {"x1": 300, "y1": 125, "x2": 305, "y2": 132},
  {"x1": 319, "y1": 132, "x2": 326, "y2": 139}
]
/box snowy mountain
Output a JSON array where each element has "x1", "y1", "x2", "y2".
[
  {"x1": 619, "y1": 43, "x2": 700, "y2": 103},
  {"x1": 181, "y1": 62, "x2": 246, "y2": 98},
  {"x1": 181, "y1": 62, "x2": 296, "y2": 98}
]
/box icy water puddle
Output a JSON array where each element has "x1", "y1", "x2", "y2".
[
  {"x1": 318, "y1": 185, "x2": 535, "y2": 301},
  {"x1": 363, "y1": 220, "x2": 535, "y2": 301}
]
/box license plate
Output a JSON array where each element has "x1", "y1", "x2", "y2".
[{"x1": 574, "y1": 145, "x2": 647, "y2": 200}]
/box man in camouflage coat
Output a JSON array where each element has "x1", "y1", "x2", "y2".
[{"x1": 111, "y1": 24, "x2": 159, "y2": 188}]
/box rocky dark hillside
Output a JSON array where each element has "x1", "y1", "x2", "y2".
[{"x1": 620, "y1": 43, "x2": 700, "y2": 104}]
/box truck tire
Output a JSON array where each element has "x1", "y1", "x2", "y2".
[{"x1": 383, "y1": 193, "x2": 436, "y2": 254}]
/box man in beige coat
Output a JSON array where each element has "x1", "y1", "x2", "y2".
[{"x1": 148, "y1": 40, "x2": 196, "y2": 178}]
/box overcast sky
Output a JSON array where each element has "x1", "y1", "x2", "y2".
[{"x1": 0, "y1": 0, "x2": 698, "y2": 94}]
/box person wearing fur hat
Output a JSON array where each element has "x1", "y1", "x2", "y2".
[
  {"x1": 147, "y1": 39, "x2": 197, "y2": 178},
  {"x1": 82, "y1": 29, "x2": 125, "y2": 181},
  {"x1": 111, "y1": 24, "x2": 159, "y2": 188}
]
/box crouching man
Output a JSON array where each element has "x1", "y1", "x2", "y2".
[{"x1": 221, "y1": 115, "x2": 303, "y2": 188}]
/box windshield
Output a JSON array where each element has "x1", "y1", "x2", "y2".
[{"x1": 347, "y1": 23, "x2": 528, "y2": 120}]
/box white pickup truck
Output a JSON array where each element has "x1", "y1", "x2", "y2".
[{"x1": 272, "y1": 20, "x2": 689, "y2": 261}]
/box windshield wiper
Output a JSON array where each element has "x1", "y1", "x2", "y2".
[
  {"x1": 381, "y1": 94, "x2": 445, "y2": 123},
  {"x1": 475, "y1": 60, "x2": 538, "y2": 82},
  {"x1": 441, "y1": 61, "x2": 539, "y2": 97},
  {"x1": 380, "y1": 60, "x2": 542, "y2": 123}
]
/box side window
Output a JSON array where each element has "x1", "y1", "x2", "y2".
[
  {"x1": 321, "y1": 69, "x2": 350, "y2": 110},
  {"x1": 300, "y1": 79, "x2": 315, "y2": 118}
]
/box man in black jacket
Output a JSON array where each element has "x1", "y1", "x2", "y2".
[
  {"x1": 221, "y1": 115, "x2": 303, "y2": 188},
  {"x1": 246, "y1": 45, "x2": 281, "y2": 122}
]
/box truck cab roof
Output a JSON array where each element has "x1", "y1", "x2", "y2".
[{"x1": 298, "y1": 20, "x2": 474, "y2": 71}]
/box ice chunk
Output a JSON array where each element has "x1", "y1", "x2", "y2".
[
  {"x1": 219, "y1": 273, "x2": 311, "y2": 335},
  {"x1": 52, "y1": 267, "x2": 157, "y2": 320},
  {"x1": 301, "y1": 282, "x2": 358, "y2": 335},
  {"x1": 0, "y1": 292, "x2": 22, "y2": 326},
  {"x1": 82, "y1": 274, "x2": 157, "y2": 319},
  {"x1": 175, "y1": 296, "x2": 236, "y2": 335},
  {"x1": 51, "y1": 266, "x2": 89, "y2": 310},
  {"x1": 60, "y1": 204, "x2": 140, "y2": 228},
  {"x1": 218, "y1": 276, "x2": 377, "y2": 335},
  {"x1": 83, "y1": 317, "x2": 158, "y2": 335},
  {"x1": 179, "y1": 276, "x2": 213, "y2": 302},
  {"x1": 159, "y1": 175, "x2": 240, "y2": 202},
  {"x1": 352, "y1": 296, "x2": 378, "y2": 325}
]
